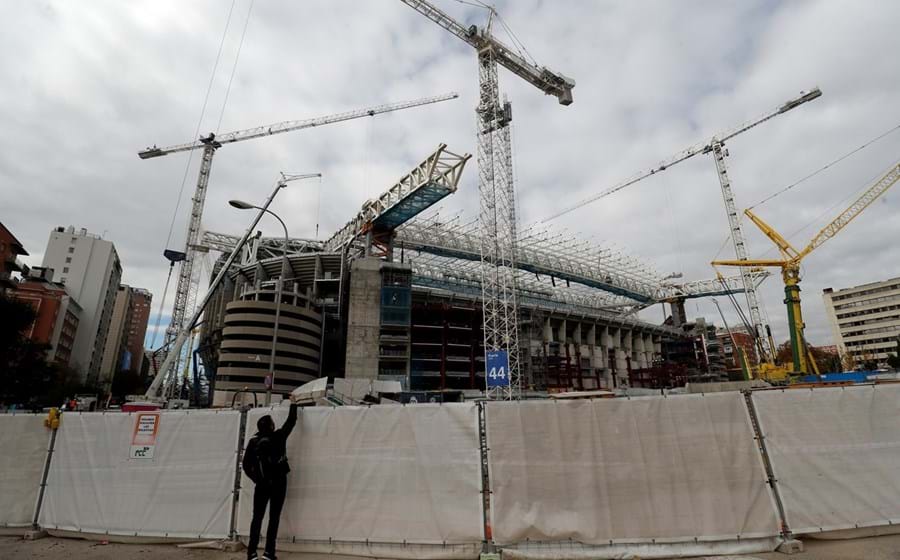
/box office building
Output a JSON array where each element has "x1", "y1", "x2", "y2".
[
  {"x1": 823, "y1": 276, "x2": 900, "y2": 365},
  {"x1": 42, "y1": 226, "x2": 122, "y2": 383}
]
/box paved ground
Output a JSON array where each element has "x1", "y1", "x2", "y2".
[{"x1": 2, "y1": 534, "x2": 900, "y2": 559}]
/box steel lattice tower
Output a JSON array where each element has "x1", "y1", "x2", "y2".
[{"x1": 477, "y1": 48, "x2": 521, "y2": 399}]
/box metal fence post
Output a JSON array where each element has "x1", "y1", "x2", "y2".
[
  {"x1": 477, "y1": 400, "x2": 495, "y2": 554},
  {"x1": 32, "y1": 423, "x2": 58, "y2": 529},
  {"x1": 228, "y1": 409, "x2": 249, "y2": 541},
  {"x1": 742, "y1": 390, "x2": 792, "y2": 540}
]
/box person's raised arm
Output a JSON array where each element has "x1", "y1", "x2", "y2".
[{"x1": 278, "y1": 402, "x2": 298, "y2": 438}]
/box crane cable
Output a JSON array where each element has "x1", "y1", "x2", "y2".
[
  {"x1": 215, "y1": 0, "x2": 256, "y2": 133},
  {"x1": 749, "y1": 120, "x2": 900, "y2": 210},
  {"x1": 758, "y1": 160, "x2": 896, "y2": 259},
  {"x1": 149, "y1": 263, "x2": 176, "y2": 350},
  {"x1": 163, "y1": 0, "x2": 238, "y2": 251}
]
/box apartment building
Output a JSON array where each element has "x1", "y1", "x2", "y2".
[{"x1": 823, "y1": 276, "x2": 900, "y2": 364}]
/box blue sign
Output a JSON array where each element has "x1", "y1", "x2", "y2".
[{"x1": 486, "y1": 350, "x2": 510, "y2": 388}]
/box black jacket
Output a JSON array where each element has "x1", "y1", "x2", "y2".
[{"x1": 242, "y1": 403, "x2": 297, "y2": 484}]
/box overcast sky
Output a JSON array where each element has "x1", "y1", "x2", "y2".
[{"x1": 3, "y1": 0, "x2": 899, "y2": 348}]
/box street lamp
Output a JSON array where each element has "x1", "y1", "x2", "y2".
[{"x1": 228, "y1": 172, "x2": 320, "y2": 405}]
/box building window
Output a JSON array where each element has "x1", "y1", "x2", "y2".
[
  {"x1": 68, "y1": 247, "x2": 74, "y2": 254},
  {"x1": 65, "y1": 257, "x2": 72, "y2": 263},
  {"x1": 63, "y1": 267, "x2": 69, "y2": 273}
]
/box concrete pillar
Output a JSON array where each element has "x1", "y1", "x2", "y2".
[
  {"x1": 616, "y1": 328, "x2": 629, "y2": 386},
  {"x1": 543, "y1": 317, "x2": 552, "y2": 343},
  {"x1": 344, "y1": 258, "x2": 382, "y2": 379},
  {"x1": 634, "y1": 334, "x2": 647, "y2": 369},
  {"x1": 644, "y1": 333, "x2": 654, "y2": 366},
  {"x1": 597, "y1": 325, "x2": 610, "y2": 388}
]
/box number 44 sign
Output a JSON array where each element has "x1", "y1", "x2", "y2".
[{"x1": 486, "y1": 350, "x2": 510, "y2": 388}]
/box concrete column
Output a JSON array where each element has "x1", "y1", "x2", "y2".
[
  {"x1": 543, "y1": 317, "x2": 552, "y2": 343},
  {"x1": 344, "y1": 258, "x2": 382, "y2": 379},
  {"x1": 644, "y1": 333, "x2": 654, "y2": 366},
  {"x1": 634, "y1": 334, "x2": 647, "y2": 369},
  {"x1": 615, "y1": 328, "x2": 629, "y2": 386},
  {"x1": 596, "y1": 325, "x2": 610, "y2": 388}
]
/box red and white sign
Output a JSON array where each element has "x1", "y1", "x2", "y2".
[{"x1": 130, "y1": 412, "x2": 160, "y2": 459}]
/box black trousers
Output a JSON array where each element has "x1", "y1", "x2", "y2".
[{"x1": 247, "y1": 477, "x2": 287, "y2": 557}]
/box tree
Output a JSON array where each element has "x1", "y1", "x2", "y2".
[
  {"x1": 110, "y1": 369, "x2": 146, "y2": 400},
  {"x1": 0, "y1": 293, "x2": 50, "y2": 407},
  {"x1": 0, "y1": 292, "x2": 96, "y2": 408},
  {"x1": 774, "y1": 340, "x2": 837, "y2": 374},
  {"x1": 886, "y1": 353, "x2": 900, "y2": 370}
]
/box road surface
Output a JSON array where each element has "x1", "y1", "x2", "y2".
[{"x1": 2, "y1": 534, "x2": 900, "y2": 559}]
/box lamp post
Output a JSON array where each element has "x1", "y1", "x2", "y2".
[{"x1": 229, "y1": 172, "x2": 320, "y2": 405}]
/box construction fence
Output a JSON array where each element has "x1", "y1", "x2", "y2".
[{"x1": 1, "y1": 384, "x2": 899, "y2": 558}]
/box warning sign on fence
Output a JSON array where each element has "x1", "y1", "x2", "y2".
[{"x1": 130, "y1": 412, "x2": 159, "y2": 459}]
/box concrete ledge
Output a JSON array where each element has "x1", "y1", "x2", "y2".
[
  {"x1": 23, "y1": 529, "x2": 48, "y2": 540},
  {"x1": 222, "y1": 539, "x2": 244, "y2": 552},
  {"x1": 776, "y1": 538, "x2": 804, "y2": 554}
]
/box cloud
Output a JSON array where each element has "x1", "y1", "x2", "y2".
[{"x1": 2, "y1": 0, "x2": 898, "y2": 352}]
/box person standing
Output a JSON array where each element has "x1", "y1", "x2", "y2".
[{"x1": 242, "y1": 401, "x2": 298, "y2": 560}]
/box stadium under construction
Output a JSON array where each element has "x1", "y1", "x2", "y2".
[{"x1": 191, "y1": 144, "x2": 764, "y2": 405}]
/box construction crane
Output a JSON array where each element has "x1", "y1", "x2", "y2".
[
  {"x1": 713, "y1": 161, "x2": 900, "y2": 375},
  {"x1": 139, "y1": 93, "x2": 458, "y2": 392},
  {"x1": 543, "y1": 87, "x2": 823, "y2": 364},
  {"x1": 401, "y1": 0, "x2": 575, "y2": 399}
]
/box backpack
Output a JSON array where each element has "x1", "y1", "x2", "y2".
[{"x1": 243, "y1": 433, "x2": 287, "y2": 483}]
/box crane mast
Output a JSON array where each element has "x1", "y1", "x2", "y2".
[
  {"x1": 140, "y1": 93, "x2": 458, "y2": 396},
  {"x1": 710, "y1": 141, "x2": 768, "y2": 363},
  {"x1": 402, "y1": 0, "x2": 574, "y2": 399},
  {"x1": 541, "y1": 87, "x2": 821, "y2": 363}
]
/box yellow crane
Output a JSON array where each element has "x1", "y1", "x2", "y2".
[{"x1": 712, "y1": 161, "x2": 900, "y2": 375}]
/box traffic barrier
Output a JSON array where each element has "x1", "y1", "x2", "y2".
[
  {"x1": 485, "y1": 393, "x2": 783, "y2": 558},
  {"x1": 0, "y1": 413, "x2": 50, "y2": 530},
  {"x1": 751, "y1": 384, "x2": 900, "y2": 536},
  {"x1": 39, "y1": 409, "x2": 240, "y2": 539},
  {"x1": 237, "y1": 403, "x2": 484, "y2": 559}
]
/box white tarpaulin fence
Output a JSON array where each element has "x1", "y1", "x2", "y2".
[
  {"x1": 39, "y1": 409, "x2": 240, "y2": 539},
  {"x1": 237, "y1": 403, "x2": 484, "y2": 558},
  {"x1": 485, "y1": 394, "x2": 782, "y2": 554},
  {"x1": 752, "y1": 384, "x2": 900, "y2": 535},
  {"x1": 5, "y1": 385, "x2": 900, "y2": 556},
  {"x1": 0, "y1": 414, "x2": 49, "y2": 529}
]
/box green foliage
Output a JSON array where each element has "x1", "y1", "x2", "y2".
[
  {"x1": 886, "y1": 353, "x2": 900, "y2": 370},
  {"x1": 111, "y1": 369, "x2": 147, "y2": 399}
]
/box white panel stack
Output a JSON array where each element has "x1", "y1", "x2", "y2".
[
  {"x1": 752, "y1": 384, "x2": 900, "y2": 534},
  {"x1": 0, "y1": 414, "x2": 50, "y2": 529},
  {"x1": 238, "y1": 403, "x2": 483, "y2": 557},
  {"x1": 486, "y1": 394, "x2": 781, "y2": 547},
  {"x1": 40, "y1": 410, "x2": 240, "y2": 539}
]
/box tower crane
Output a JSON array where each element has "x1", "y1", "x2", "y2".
[
  {"x1": 401, "y1": 0, "x2": 575, "y2": 399},
  {"x1": 139, "y1": 93, "x2": 458, "y2": 393},
  {"x1": 543, "y1": 88, "x2": 822, "y2": 364},
  {"x1": 713, "y1": 161, "x2": 900, "y2": 375}
]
